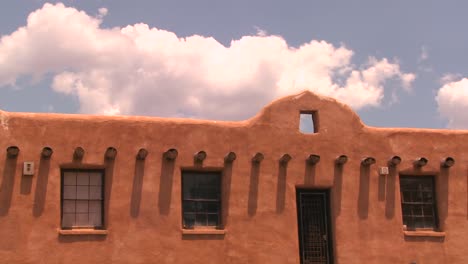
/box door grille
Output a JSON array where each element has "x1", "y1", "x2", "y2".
[{"x1": 297, "y1": 190, "x2": 332, "y2": 264}]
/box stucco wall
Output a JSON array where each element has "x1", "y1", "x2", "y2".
[{"x1": 0, "y1": 91, "x2": 467, "y2": 263}]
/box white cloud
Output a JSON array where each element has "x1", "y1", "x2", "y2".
[
  {"x1": 0, "y1": 3, "x2": 416, "y2": 120},
  {"x1": 97, "y1": 7, "x2": 108, "y2": 19},
  {"x1": 436, "y1": 78, "x2": 468, "y2": 129}
]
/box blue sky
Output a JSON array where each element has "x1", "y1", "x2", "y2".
[{"x1": 1, "y1": 1, "x2": 468, "y2": 129}]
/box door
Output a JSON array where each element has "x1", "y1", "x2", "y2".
[{"x1": 296, "y1": 189, "x2": 334, "y2": 264}]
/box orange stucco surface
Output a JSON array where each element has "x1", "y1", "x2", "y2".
[{"x1": 0, "y1": 91, "x2": 467, "y2": 263}]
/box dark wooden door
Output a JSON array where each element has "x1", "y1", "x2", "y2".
[{"x1": 296, "y1": 189, "x2": 334, "y2": 264}]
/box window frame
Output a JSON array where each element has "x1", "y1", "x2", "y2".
[
  {"x1": 299, "y1": 110, "x2": 319, "y2": 134},
  {"x1": 60, "y1": 168, "x2": 105, "y2": 230},
  {"x1": 181, "y1": 170, "x2": 222, "y2": 230},
  {"x1": 399, "y1": 175, "x2": 439, "y2": 231}
]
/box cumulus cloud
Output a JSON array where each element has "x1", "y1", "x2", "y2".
[
  {"x1": 436, "y1": 77, "x2": 468, "y2": 129},
  {"x1": 0, "y1": 3, "x2": 416, "y2": 120}
]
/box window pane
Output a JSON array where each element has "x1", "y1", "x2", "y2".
[
  {"x1": 197, "y1": 174, "x2": 220, "y2": 199},
  {"x1": 206, "y1": 202, "x2": 219, "y2": 213},
  {"x1": 89, "y1": 186, "x2": 102, "y2": 200},
  {"x1": 402, "y1": 206, "x2": 412, "y2": 216},
  {"x1": 422, "y1": 192, "x2": 433, "y2": 203},
  {"x1": 77, "y1": 173, "x2": 89, "y2": 185},
  {"x1": 63, "y1": 186, "x2": 76, "y2": 199},
  {"x1": 63, "y1": 172, "x2": 76, "y2": 185},
  {"x1": 195, "y1": 214, "x2": 207, "y2": 226},
  {"x1": 89, "y1": 212, "x2": 102, "y2": 227},
  {"x1": 89, "y1": 172, "x2": 102, "y2": 185},
  {"x1": 76, "y1": 213, "x2": 89, "y2": 226},
  {"x1": 63, "y1": 200, "x2": 76, "y2": 213},
  {"x1": 62, "y1": 213, "x2": 75, "y2": 228},
  {"x1": 89, "y1": 200, "x2": 101, "y2": 213},
  {"x1": 183, "y1": 201, "x2": 196, "y2": 213},
  {"x1": 423, "y1": 205, "x2": 434, "y2": 217},
  {"x1": 182, "y1": 174, "x2": 196, "y2": 199},
  {"x1": 76, "y1": 186, "x2": 89, "y2": 199},
  {"x1": 76, "y1": 200, "x2": 88, "y2": 213},
  {"x1": 207, "y1": 214, "x2": 218, "y2": 226},
  {"x1": 183, "y1": 213, "x2": 195, "y2": 228}
]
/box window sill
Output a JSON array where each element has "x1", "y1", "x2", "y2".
[
  {"x1": 58, "y1": 229, "x2": 108, "y2": 236},
  {"x1": 181, "y1": 229, "x2": 226, "y2": 235},
  {"x1": 403, "y1": 230, "x2": 445, "y2": 237}
]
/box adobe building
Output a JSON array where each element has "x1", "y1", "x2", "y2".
[{"x1": 0, "y1": 91, "x2": 466, "y2": 263}]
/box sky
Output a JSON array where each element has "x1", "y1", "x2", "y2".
[{"x1": 1, "y1": 1, "x2": 468, "y2": 129}]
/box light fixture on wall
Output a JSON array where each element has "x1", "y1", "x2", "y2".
[
  {"x1": 306, "y1": 154, "x2": 320, "y2": 165},
  {"x1": 6, "y1": 146, "x2": 19, "y2": 158},
  {"x1": 224, "y1": 152, "x2": 237, "y2": 163},
  {"x1": 41, "y1": 147, "x2": 53, "y2": 159},
  {"x1": 252, "y1": 152, "x2": 264, "y2": 163},
  {"x1": 163, "y1": 148, "x2": 178, "y2": 161},
  {"x1": 388, "y1": 156, "x2": 401, "y2": 167},
  {"x1": 441, "y1": 157, "x2": 455, "y2": 168},
  {"x1": 335, "y1": 155, "x2": 348, "y2": 165},
  {"x1": 413, "y1": 157, "x2": 428, "y2": 167},
  {"x1": 136, "y1": 148, "x2": 148, "y2": 160},
  {"x1": 361, "y1": 157, "x2": 376, "y2": 166}
]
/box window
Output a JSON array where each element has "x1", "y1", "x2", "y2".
[
  {"x1": 61, "y1": 169, "x2": 104, "y2": 229},
  {"x1": 299, "y1": 111, "x2": 318, "y2": 134},
  {"x1": 400, "y1": 176, "x2": 438, "y2": 230},
  {"x1": 182, "y1": 171, "x2": 221, "y2": 229}
]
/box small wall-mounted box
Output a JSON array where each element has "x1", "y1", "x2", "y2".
[
  {"x1": 379, "y1": 166, "x2": 389, "y2": 176},
  {"x1": 23, "y1": 162, "x2": 34, "y2": 176}
]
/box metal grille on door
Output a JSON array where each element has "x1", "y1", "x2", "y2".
[{"x1": 297, "y1": 190, "x2": 333, "y2": 264}]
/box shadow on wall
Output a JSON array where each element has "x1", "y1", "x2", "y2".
[
  {"x1": 20, "y1": 166, "x2": 33, "y2": 195},
  {"x1": 130, "y1": 159, "x2": 146, "y2": 218},
  {"x1": 0, "y1": 157, "x2": 18, "y2": 216},
  {"x1": 276, "y1": 163, "x2": 287, "y2": 214},
  {"x1": 404, "y1": 236, "x2": 445, "y2": 243},
  {"x1": 304, "y1": 162, "x2": 316, "y2": 186},
  {"x1": 438, "y1": 167, "x2": 449, "y2": 229},
  {"x1": 181, "y1": 234, "x2": 225, "y2": 241},
  {"x1": 247, "y1": 162, "x2": 260, "y2": 216},
  {"x1": 33, "y1": 157, "x2": 51, "y2": 217},
  {"x1": 158, "y1": 156, "x2": 176, "y2": 215},
  {"x1": 378, "y1": 174, "x2": 385, "y2": 202},
  {"x1": 104, "y1": 158, "x2": 115, "y2": 227},
  {"x1": 58, "y1": 235, "x2": 107, "y2": 243},
  {"x1": 358, "y1": 165, "x2": 370, "y2": 219},
  {"x1": 221, "y1": 161, "x2": 233, "y2": 228},
  {"x1": 333, "y1": 164, "x2": 344, "y2": 217},
  {"x1": 385, "y1": 166, "x2": 397, "y2": 219}
]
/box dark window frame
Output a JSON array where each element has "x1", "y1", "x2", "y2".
[
  {"x1": 60, "y1": 169, "x2": 105, "y2": 230},
  {"x1": 299, "y1": 110, "x2": 319, "y2": 134},
  {"x1": 181, "y1": 170, "x2": 222, "y2": 229},
  {"x1": 399, "y1": 175, "x2": 439, "y2": 231}
]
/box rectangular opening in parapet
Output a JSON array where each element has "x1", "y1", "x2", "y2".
[{"x1": 299, "y1": 111, "x2": 318, "y2": 134}]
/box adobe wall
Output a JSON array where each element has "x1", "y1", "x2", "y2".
[{"x1": 0, "y1": 91, "x2": 468, "y2": 263}]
